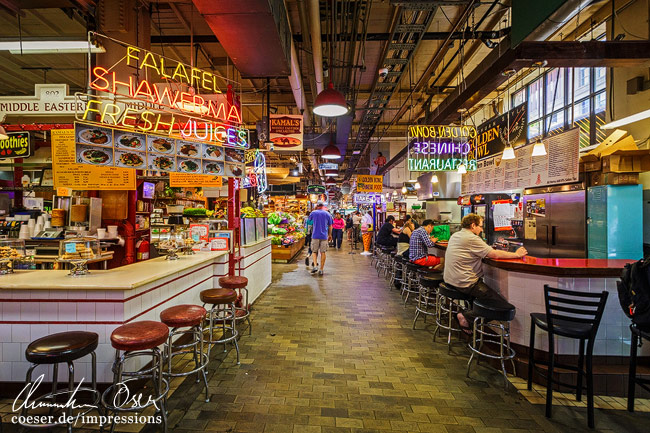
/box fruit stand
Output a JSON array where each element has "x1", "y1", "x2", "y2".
[{"x1": 268, "y1": 212, "x2": 306, "y2": 263}]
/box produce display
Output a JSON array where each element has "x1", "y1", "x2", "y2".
[
  {"x1": 183, "y1": 207, "x2": 215, "y2": 217},
  {"x1": 268, "y1": 212, "x2": 305, "y2": 246},
  {"x1": 241, "y1": 206, "x2": 265, "y2": 218}
]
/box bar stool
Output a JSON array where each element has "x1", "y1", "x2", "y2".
[
  {"x1": 218, "y1": 276, "x2": 252, "y2": 335},
  {"x1": 466, "y1": 298, "x2": 516, "y2": 388},
  {"x1": 527, "y1": 285, "x2": 608, "y2": 429},
  {"x1": 413, "y1": 271, "x2": 443, "y2": 329},
  {"x1": 160, "y1": 304, "x2": 209, "y2": 402},
  {"x1": 627, "y1": 323, "x2": 650, "y2": 412},
  {"x1": 389, "y1": 253, "x2": 405, "y2": 290},
  {"x1": 434, "y1": 282, "x2": 472, "y2": 353},
  {"x1": 402, "y1": 262, "x2": 422, "y2": 305},
  {"x1": 21, "y1": 331, "x2": 101, "y2": 433},
  {"x1": 103, "y1": 321, "x2": 170, "y2": 433},
  {"x1": 200, "y1": 288, "x2": 240, "y2": 364}
]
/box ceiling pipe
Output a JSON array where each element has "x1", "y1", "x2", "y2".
[
  {"x1": 308, "y1": 0, "x2": 324, "y2": 98},
  {"x1": 288, "y1": 36, "x2": 311, "y2": 126}
]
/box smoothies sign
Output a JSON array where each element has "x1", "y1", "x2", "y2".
[
  {"x1": 0, "y1": 132, "x2": 30, "y2": 159},
  {"x1": 76, "y1": 33, "x2": 248, "y2": 149},
  {"x1": 407, "y1": 125, "x2": 477, "y2": 172}
]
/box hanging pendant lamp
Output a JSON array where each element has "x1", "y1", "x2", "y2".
[
  {"x1": 401, "y1": 186, "x2": 407, "y2": 194},
  {"x1": 324, "y1": 169, "x2": 338, "y2": 175},
  {"x1": 532, "y1": 139, "x2": 547, "y2": 156},
  {"x1": 322, "y1": 142, "x2": 341, "y2": 160},
  {"x1": 325, "y1": 176, "x2": 336, "y2": 186},
  {"x1": 313, "y1": 82, "x2": 348, "y2": 117},
  {"x1": 431, "y1": 173, "x2": 439, "y2": 183},
  {"x1": 414, "y1": 182, "x2": 421, "y2": 190},
  {"x1": 502, "y1": 145, "x2": 515, "y2": 160},
  {"x1": 457, "y1": 162, "x2": 467, "y2": 174}
]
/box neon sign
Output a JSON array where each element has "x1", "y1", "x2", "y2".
[
  {"x1": 407, "y1": 124, "x2": 477, "y2": 172},
  {"x1": 236, "y1": 150, "x2": 267, "y2": 193}
]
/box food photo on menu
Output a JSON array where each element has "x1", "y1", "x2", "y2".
[
  {"x1": 147, "y1": 153, "x2": 176, "y2": 172},
  {"x1": 203, "y1": 160, "x2": 224, "y2": 175},
  {"x1": 114, "y1": 149, "x2": 147, "y2": 169},
  {"x1": 177, "y1": 157, "x2": 202, "y2": 174},
  {"x1": 115, "y1": 131, "x2": 146, "y2": 151},
  {"x1": 76, "y1": 124, "x2": 113, "y2": 146},
  {"x1": 177, "y1": 141, "x2": 201, "y2": 158},
  {"x1": 202, "y1": 143, "x2": 224, "y2": 161},
  {"x1": 76, "y1": 144, "x2": 113, "y2": 166},
  {"x1": 147, "y1": 135, "x2": 175, "y2": 154},
  {"x1": 224, "y1": 148, "x2": 244, "y2": 163},
  {"x1": 224, "y1": 162, "x2": 244, "y2": 178}
]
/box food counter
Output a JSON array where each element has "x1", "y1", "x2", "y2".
[
  {"x1": 431, "y1": 244, "x2": 647, "y2": 358},
  {"x1": 0, "y1": 251, "x2": 230, "y2": 383}
]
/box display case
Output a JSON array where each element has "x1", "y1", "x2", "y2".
[
  {"x1": 58, "y1": 237, "x2": 100, "y2": 261},
  {"x1": 0, "y1": 239, "x2": 28, "y2": 274}
]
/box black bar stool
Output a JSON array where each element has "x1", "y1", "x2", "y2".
[
  {"x1": 627, "y1": 323, "x2": 650, "y2": 412},
  {"x1": 434, "y1": 282, "x2": 472, "y2": 353},
  {"x1": 402, "y1": 262, "x2": 423, "y2": 305},
  {"x1": 390, "y1": 254, "x2": 406, "y2": 291},
  {"x1": 21, "y1": 331, "x2": 101, "y2": 433},
  {"x1": 466, "y1": 298, "x2": 516, "y2": 388},
  {"x1": 527, "y1": 285, "x2": 608, "y2": 429},
  {"x1": 103, "y1": 321, "x2": 170, "y2": 433},
  {"x1": 413, "y1": 270, "x2": 442, "y2": 329},
  {"x1": 160, "y1": 304, "x2": 210, "y2": 402}
]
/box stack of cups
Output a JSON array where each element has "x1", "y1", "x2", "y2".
[
  {"x1": 27, "y1": 219, "x2": 35, "y2": 237},
  {"x1": 19, "y1": 224, "x2": 30, "y2": 240},
  {"x1": 107, "y1": 225, "x2": 118, "y2": 238}
]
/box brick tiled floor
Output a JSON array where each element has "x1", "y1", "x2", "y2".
[{"x1": 3, "y1": 248, "x2": 650, "y2": 432}]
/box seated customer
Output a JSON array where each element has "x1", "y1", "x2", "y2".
[
  {"x1": 409, "y1": 219, "x2": 443, "y2": 268},
  {"x1": 376, "y1": 215, "x2": 400, "y2": 248},
  {"x1": 444, "y1": 213, "x2": 527, "y2": 331}
]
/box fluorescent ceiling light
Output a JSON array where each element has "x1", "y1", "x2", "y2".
[
  {"x1": 600, "y1": 108, "x2": 650, "y2": 130},
  {"x1": 0, "y1": 41, "x2": 105, "y2": 54},
  {"x1": 352, "y1": 150, "x2": 361, "y2": 155}
]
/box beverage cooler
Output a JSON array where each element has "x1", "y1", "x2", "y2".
[
  {"x1": 523, "y1": 185, "x2": 586, "y2": 258},
  {"x1": 457, "y1": 193, "x2": 512, "y2": 245}
]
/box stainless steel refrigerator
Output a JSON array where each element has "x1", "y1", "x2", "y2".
[{"x1": 523, "y1": 185, "x2": 586, "y2": 258}]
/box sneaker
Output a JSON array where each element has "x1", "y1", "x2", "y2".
[
  {"x1": 305, "y1": 257, "x2": 310, "y2": 266},
  {"x1": 360, "y1": 251, "x2": 372, "y2": 256},
  {"x1": 311, "y1": 267, "x2": 318, "y2": 274},
  {"x1": 318, "y1": 270, "x2": 323, "y2": 276}
]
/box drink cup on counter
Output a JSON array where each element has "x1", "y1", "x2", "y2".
[
  {"x1": 97, "y1": 228, "x2": 106, "y2": 239},
  {"x1": 19, "y1": 225, "x2": 30, "y2": 240},
  {"x1": 33, "y1": 223, "x2": 43, "y2": 235},
  {"x1": 107, "y1": 225, "x2": 118, "y2": 237},
  {"x1": 36, "y1": 215, "x2": 45, "y2": 226},
  {"x1": 27, "y1": 219, "x2": 35, "y2": 228},
  {"x1": 43, "y1": 221, "x2": 52, "y2": 229}
]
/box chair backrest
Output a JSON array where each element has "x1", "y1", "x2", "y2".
[{"x1": 543, "y1": 284, "x2": 609, "y2": 337}]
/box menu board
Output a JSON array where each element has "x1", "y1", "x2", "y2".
[
  {"x1": 461, "y1": 128, "x2": 579, "y2": 194},
  {"x1": 169, "y1": 173, "x2": 223, "y2": 187},
  {"x1": 51, "y1": 129, "x2": 136, "y2": 190},
  {"x1": 74, "y1": 122, "x2": 244, "y2": 179}
]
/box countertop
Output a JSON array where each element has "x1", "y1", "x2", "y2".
[
  {"x1": 0, "y1": 250, "x2": 228, "y2": 290},
  {"x1": 432, "y1": 243, "x2": 632, "y2": 277}
]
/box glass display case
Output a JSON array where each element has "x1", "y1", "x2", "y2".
[
  {"x1": 58, "y1": 237, "x2": 100, "y2": 261},
  {"x1": 0, "y1": 239, "x2": 28, "y2": 274}
]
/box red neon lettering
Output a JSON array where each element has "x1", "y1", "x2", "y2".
[
  {"x1": 133, "y1": 80, "x2": 155, "y2": 102},
  {"x1": 227, "y1": 105, "x2": 242, "y2": 124},
  {"x1": 90, "y1": 67, "x2": 110, "y2": 91},
  {"x1": 112, "y1": 72, "x2": 134, "y2": 96}
]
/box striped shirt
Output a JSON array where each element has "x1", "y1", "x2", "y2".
[{"x1": 409, "y1": 227, "x2": 436, "y2": 262}]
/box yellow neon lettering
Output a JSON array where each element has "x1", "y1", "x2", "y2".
[
  {"x1": 140, "y1": 51, "x2": 160, "y2": 75},
  {"x1": 82, "y1": 100, "x2": 102, "y2": 120},
  {"x1": 172, "y1": 63, "x2": 189, "y2": 84},
  {"x1": 120, "y1": 107, "x2": 138, "y2": 127},
  {"x1": 190, "y1": 68, "x2": 202, "y2": 89},
  {"x1": 159, "y1": 56, "x2": 172, "y2": 79},
  {"x1": 126, "y1": 46, "x2": 140, "y2": 67},
  {"x1": 101, "y1": 103, "x2": 121, "y2": 124},
  {"x1": 140, "y1": 111, "x2": 154, "y2": 131},
  {"x1": 201, "y1": 71, "x2": 212, "y2": 91}
]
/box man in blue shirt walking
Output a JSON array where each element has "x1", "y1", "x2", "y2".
[{"x1": 307, "y1": 201, "x2": 333, "y2": 276}]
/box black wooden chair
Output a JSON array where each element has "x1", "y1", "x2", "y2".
[
  {"x1": 527, "y1": 284, "x2": 608, "y2": 429},
  {"x1": 627, "y1": 323, "x2": 650, "y2": 412}
]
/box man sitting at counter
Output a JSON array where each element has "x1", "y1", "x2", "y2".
[
  {"x1": 376, "y1": 215, "x2": 401, "y2": 248},
  {"x1": 444, "y1": 213, "x2": 527, "y2": 331},
  {"x1": 409, "y1": 219, "x2": 443, "y2": 268}
]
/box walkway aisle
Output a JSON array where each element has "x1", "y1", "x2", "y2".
[{"x1": 170, "y1": 248, "x2": 646, "y2": 433}]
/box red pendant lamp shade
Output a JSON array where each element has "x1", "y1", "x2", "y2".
[
  {"x1": 324, "y1": 169, "x2": 338, "y2": 175},
  {"x1": 325, "y1": 177, "x2": 336, "y2": 185},
  {"x1": 313, "y1": 82, "x2": 348, "y2": 117},
  {"x1": 322, "y1": 143, "x2": 341, "y2": 160}
]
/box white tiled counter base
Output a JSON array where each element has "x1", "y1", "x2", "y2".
[
  {"x1": 238, "y1": 237, "x2": 272, "y2": 303},
  {"x1": 0, "y1": 252, "x2": 229, "y2": 383}
]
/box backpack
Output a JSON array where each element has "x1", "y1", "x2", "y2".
[{"x1": 616, "y1": 256, "x2": 650, "y2": 327}]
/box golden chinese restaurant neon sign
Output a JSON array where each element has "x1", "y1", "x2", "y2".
[{"x1": 76, "y1": 35, "x2": 248, "y2": 148}]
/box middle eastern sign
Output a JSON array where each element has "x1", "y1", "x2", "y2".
[
  {"x1": 356, "y1": 174, "x2": 383, "y2": 193},
  {"x1": 51, "y1": 129, "x2": 136, "y2": 190},
  {"x1": 469, "y1": 104, "x2": 527, "y2": 160},
  {"x1": 269, "y1": 114, "x2": 303, "y2": 151},
  {"x1": 0, "y1": 132, "x2": 31, "y2": 159},
  {"x1": 407, "y1": 124, "x2": 477, "y2": 172}
]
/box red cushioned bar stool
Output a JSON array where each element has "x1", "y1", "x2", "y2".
[
  {"x1": 159, "y1": 304, "x2": 209, "y2": 402},
  {"x1": 20, "y1": 331, "x2": 102, "y2": 433},
  {"x1": 200, "y1": 288, "x2": 240, "y2": 364},
  {"x1": 102, "y1": 321, "x2": 170, "y2": 433},
  {"x1": 219, "y1": 276, "x2": 252, "y2": 335}
]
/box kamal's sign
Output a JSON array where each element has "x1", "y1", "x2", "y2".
[
  {"x1": 0, "y1": 132, "x2": 30, "y2": 159},
  {"x1": 269, "y1": 114, "x2": 303, "y2": 151}
]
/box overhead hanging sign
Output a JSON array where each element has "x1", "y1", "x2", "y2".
[
  {"x1": 469, "y1": 104, "x2": 527, "y2": 160},
  {"x1": 269, "y1": 114, "x2": 303, "y2": 151},
  {"x1": 353, "y1": 193, "x2": 385, "y2": 205},
  {"x1": 0, "y1": 132, "x2": 31, "y2": 159},
  {"x1": 407, "y1": 124, "x2": 477, "y2": 172},
  {"x1": 318, "y1": 163, "x2": 338, "y2": 170},
  {"x1": 169, "y1": 173, "x2": 223, "y2": 187},
  {"x1": 356, "y1": 174, "x2": 383, "y2": 192},
  {"x1": 51, "y1": 129, "x2": 135, "y2": 190},
  {"x1": 0, "y1": 83, "x2": 83, "y2": 116},
  {"x1": 307, "y1": 184, "x2": 326, "y2": 194}
]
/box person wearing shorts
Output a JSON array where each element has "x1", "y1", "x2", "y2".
[{"x1": 307, "y1": 202, "x2": 333, "y2": 276}]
